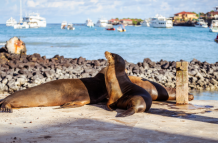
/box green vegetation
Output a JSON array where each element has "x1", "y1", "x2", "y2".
[
  {"x1": 192, "y1": 12, "x2": 199, "y2": 17},
  {"x1": 130, "y1": 18, "x2": 143, "y2": 25}
]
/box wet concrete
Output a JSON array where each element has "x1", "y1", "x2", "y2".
[{"x1": 0, "y1": 94, "x2": 218, "y2": 143}]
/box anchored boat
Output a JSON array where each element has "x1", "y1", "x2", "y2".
[
  {"x1": 14, "y1": 22, "x2": 29, "y2": 29},
  {"x1": 86, "y1": 18, "x2": 94, "y2": 27},
  {"x1": 106, "y1": 24, "x2": 115, "y2": 30},
  {"x1": 210, "y1": 20, "x2": 218, "y2": 32},
  {"x1": 215, "y1": 34, "x2": 218, "y2": 43},
  {"x1": 61, "y1": 21, "x2": 67, "y2": 29},
  {"x1": 67, "y1": 23, "x2": 75, "y2": 30},
  {"x1": 117, "y1": 26, "x2": 126, "y2": 32},
  {"x1": 6, "y1": 17, "x2": 17, "y2": 27},
  {"x1": 96, "y1": 18, "x2": 108, "y2": 27}
]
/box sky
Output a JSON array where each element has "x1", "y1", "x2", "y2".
[{"x1": 1, "y1": 0, "x2": 217, "y2": 23}]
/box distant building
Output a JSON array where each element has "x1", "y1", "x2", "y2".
[
  {"x1": 206, "y1": 11, "x2": 218, "y2": 19},
  {"x1": 206, "y1": 6, "x2": 218, "y2": 19},
  {"x1": 120, "y1": 19, "x2": 133, "y2": 25},
  {"x1": 174, "y1": 11, "x2": 198, "y2": 21},
  {"x1": 108, "y1": 19, "x2": 120, "y2": 25}
]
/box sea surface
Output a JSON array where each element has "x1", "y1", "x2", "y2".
[
  {"x1": 0, "y1": 24, "x2": 218, "y2": 100},
  {"x1": 0, "y1": 24, "x2": 217, "y2": 63}
]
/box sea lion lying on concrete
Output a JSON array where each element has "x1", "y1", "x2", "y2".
[
  {"x1": 5, "y1": 37, "x2": 26, "y2": 54},
  {"x1": 105, "y1": 51, "x2": 152, "y2": 117},
  {"x1": 0, "y1": 68, "x2": 107, "y2": 113},
  {"x1": 128, "y1": 76, "x2": 194, "y2": 101}
]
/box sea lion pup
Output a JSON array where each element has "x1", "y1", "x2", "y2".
[
  {"x1": 105, "y1": 51, "x2": 152, "y2": 117},
  {"x1": 0, "y1": 68, "x2": 107, "y2": 113},
  {"x1": 5, "y1": 37, "x2": 27, "y2": 54},
  {"x1": 128, "y1": 76, "x2": 194, "y2": 101}
]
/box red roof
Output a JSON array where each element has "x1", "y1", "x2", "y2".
[
  {"x1": 207, "y1": 12, "x2": 218, "y2": 14},
  {"x1": 121, "y1": 19, "x2": 132, "y2": 21},
  {"x1": 109, "y1": 19, "x2": 119, "y2": 22},
  {"x1": 174, "y1": 11, "x2": 195, "y2": 15}
]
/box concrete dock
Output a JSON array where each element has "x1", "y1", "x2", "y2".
[{"x1": 0, "y1": 94, "x2": 218, "y2": 143}]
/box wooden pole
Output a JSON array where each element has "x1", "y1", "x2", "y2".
[{"x1": 176, "y1": 62, "x2": 188, "y2": 105}]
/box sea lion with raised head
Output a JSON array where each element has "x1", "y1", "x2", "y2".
[
  {"x1": 0, "y1": 68, "x2": 107, "y2": 113},
  {"x1": 5, "y1": 37, "x2": 27, "y2": 54},
  {"x1": 105, "y1": 51, "x2": 152, "y2": 117}
]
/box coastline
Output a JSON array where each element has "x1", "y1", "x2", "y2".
[{"x1": 0, "y1": 48, "x2": 218, "y2": 95}]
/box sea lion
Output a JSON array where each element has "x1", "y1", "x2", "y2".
[
  {"x1": 105, "y1": 51, "x2": 152, "y2": 117},
  {"x1": 5, "y1": 37, "x2": 27, "y2": 54},
  {"x1": 0, "y1": 68, "x2": 107, "y2": 113},
  {"x1": 0, "y1": 67, "x2": 194, "y2": 113},
  {"x1": 128, "y1": 76, "x2": 194, "y2": 101}
]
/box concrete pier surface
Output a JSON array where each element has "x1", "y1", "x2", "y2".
[{"x1": 0, "y1": 94, "x2": 218, "y2": 143}]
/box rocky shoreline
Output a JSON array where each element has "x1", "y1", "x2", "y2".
[{"x1": 0, "y1": 48, "x2": 218, "y2": 94}]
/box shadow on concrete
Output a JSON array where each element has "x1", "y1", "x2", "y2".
[
  {"x1": 148, "y1": 108, "x2": 218, "y2": 124},
  {"x1": 90, "y1": 101, "x2": 218, "y2": 124},
  {"x1": 0, "y1": 118, "x2": 217, "y2": 143}
]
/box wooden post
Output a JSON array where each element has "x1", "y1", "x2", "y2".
[{"x1": 176, "y1": 62, "x2": 188, "y2": 105}]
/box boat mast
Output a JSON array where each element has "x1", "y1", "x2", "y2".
[{"x1": 20, "y1": 0, "x2": 22, "y2": 23}]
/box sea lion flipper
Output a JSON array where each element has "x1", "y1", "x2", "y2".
[
  {"x1": 116, "y1": 108, "x2": 135, "y2": 117},
  {"x1": 106, "y1": 102, "x2": 117, "y2": 111},
  {"x1": 60, "y1": 101, "x2": 88, "y2": 108},
  {"x1": 0, "y1": 103, "x2": 13, "y2": 113}
]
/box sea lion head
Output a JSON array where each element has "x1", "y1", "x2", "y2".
[
  {"x1": 188, "y1": 93, "x2": 194, "y2": 101},
  {"x1": 105, "y1": 51, "x2": 125, "y2": 72},
  {"x1": 5, "y1": 37, "x2": 27, "y2": 54}
]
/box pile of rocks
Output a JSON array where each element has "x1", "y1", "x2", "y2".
[{"x1": 0, "y1": 49, "x2": 218, "y2": 94}]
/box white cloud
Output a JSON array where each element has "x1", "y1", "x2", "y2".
[
  {"x1": 47, "y1": 2, "x2": 63, "y2": 7},
  {"x1": 161, "y1": 2, "x2": 170, "y2": 11},
  {"x1": 137, "y1": 6, "x2": 142, "y2": 11},
  {"x1": 90, "y1": 0, "x2": 98, "y2": 3},
  {"x1": 27, "y1": 0, "x2": 39, "y2": 7}
]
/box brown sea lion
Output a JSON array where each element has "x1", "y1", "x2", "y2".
[
  {"x1": 105, "y1": 51, "x2": 152, "y2": 117},
  {"x1": 128, "y1": 76, "x2": 194, "y2": 101},
  {"x1": 0, "y1": 68, "x2": 194, "y2": 113},
  {"x1": 0, "y1": 68, "x2": 107, "y2": 113},
  {"x1": 5, "y1": 37, "x2": 27, "y2": 54}
]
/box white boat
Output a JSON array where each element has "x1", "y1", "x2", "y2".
[
  {"x1": 150, "y1": 14, "x2": 173, "y2": 28},
  {"x1": 195, "y1": 19, "x2": 208, "y2": 28},
  {"x1": 86, "y1": 18, "x2": 94, "y2": 27},
  {"x1": 141, "y1": 19, "x2": 150, "y2": 27},
  {"x1": 23, "y1": 12, "x2": 46, "y2": 28},
  {"x1": 96, "y1": 18, "x2": 108, "y2": 27},
  {"x1": 117, "y1": 26, "x2": 126, "y2": 32},
  {"x1": 6, "y1": 17, "x2": 17, "y2": 26},
  {"x1": 209, "y1": 20, "x2": 218, "y2": 32},
  {"x1": 14, "y1": 22, "x2": 29, "y2": 29},
  {"x1": 61, "y1": 21, "x2": 67, "y2": 29},
  {"x1": 67, "y1": 23, "x2": 75, "y2": 30}
]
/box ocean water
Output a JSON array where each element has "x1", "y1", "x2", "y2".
[
  {"x1": 0, "y1": 24, "x2": 217, "y2": 64},
  {"x1": 0, "y1": 24, "x2": 218, "y2": 100}
]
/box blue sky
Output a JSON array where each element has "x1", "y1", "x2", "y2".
[{"x1": 0, "y1": 0, "x2": 217, "y2": 23}]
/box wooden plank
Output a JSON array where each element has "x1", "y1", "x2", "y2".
[{"x1": 176, "y1": 62, "x2": 189, "y2": 105}]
